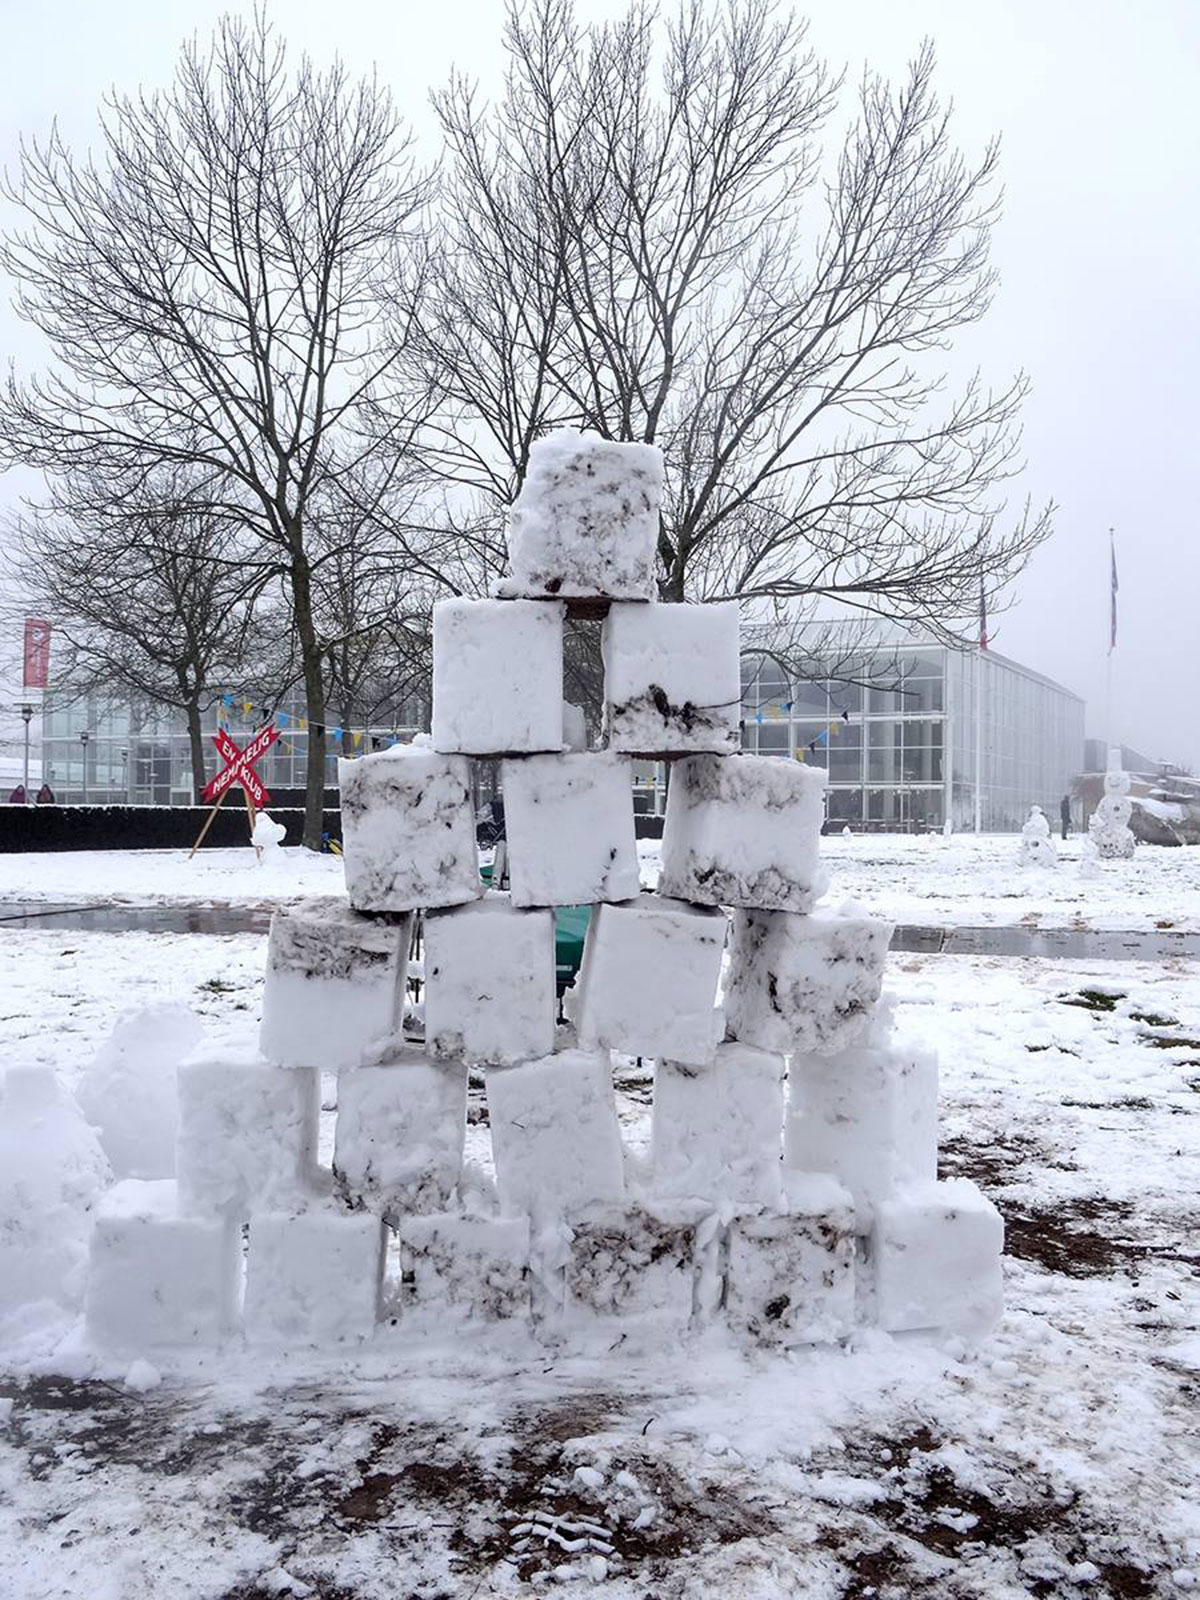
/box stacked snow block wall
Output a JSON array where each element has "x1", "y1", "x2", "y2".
[
  {"x1": 81, "y1": 429, "x2": 1003, "y2": 1354},
  {"x1": 1089, "y1": 750, "x2": 1136, "y2": 860}
]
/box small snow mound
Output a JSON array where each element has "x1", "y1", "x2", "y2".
[
  {"x1": 78, "y1": 1003, "x2": 202, "y2": 1179},
  {"x1": 123, "y1": 1358, "x2": 161, "y2": 1393}
]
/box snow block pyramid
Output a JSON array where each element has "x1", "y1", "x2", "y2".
[
  {"x1": 78, "y1": 428, "x2": 1003, "y2": 1355},
  {"x1": 1089, "y1": 749, "x2": 1136, "y2": 859}
]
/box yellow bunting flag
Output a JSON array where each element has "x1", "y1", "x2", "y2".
[
  {"x1": 353, "y1": 731, "x2": 363, "y2": 749},
  {"x1": 242, "y1": 700, "x2": 252, "y2": 715}
]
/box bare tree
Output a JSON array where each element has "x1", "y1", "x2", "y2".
[
  {"x1": 6, "y1": 471, "x2": 252, "y2": 801},
  {"x1": 0, "y1": 12, "x2": 429, "y2": 846},
  {"x1": 400, "y1": 0, "x2": 1052, "y2": 636}
]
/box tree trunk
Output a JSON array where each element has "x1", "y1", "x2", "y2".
[
  {"x1": 186, "y1": 698, "x2": 208, "y2": 805},
  {"x1": 291, "y1": 556, "x2": 328, "y2": 852}
]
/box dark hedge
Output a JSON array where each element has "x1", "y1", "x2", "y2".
[{"x1": 0, "y1": 804, "x2": 341, "y2": 853}]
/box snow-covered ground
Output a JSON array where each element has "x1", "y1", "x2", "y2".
[
  {"x1": 3, "y1": 832, "x2": 1199, "y2": 932},
  {"x1": 2, "y1": 919, "x2": 1197, "y2": 1597}
]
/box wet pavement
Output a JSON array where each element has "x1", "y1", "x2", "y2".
[{"x1": 0, "y1": 901, "x2": 1197, "y2": 961}]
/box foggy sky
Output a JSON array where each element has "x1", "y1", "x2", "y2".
[{"x1": 1, "y1": 0, "x2": 1197, "y2": 767}]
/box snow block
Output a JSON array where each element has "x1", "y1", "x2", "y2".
[
  {"x1": 651, "y1": 1044, "x2": 785, "y2": 1207},
  {"x1": 724, "y1": 1175, "x2": 857, "y2": 1348},
  {"x1": 561, "y1": 1199, "x2": 705, "y2": 1331},
  {"x1": 175, "y1": 1054, "x2": 319, "y2": 1217},
  {"x1": 334, "y1": 1051, "x2": 467, "y2": 1217},
  {"x1": 503, "y1": 430, "x2": 662, "y2": 601},
  {"x1": 872, "y1": 1179, "x2": 1004, "y2": 1337},
  {"x1": 400, "y1": 1213, "x2": 531, "y2": 1323},
  {"x1": 85, "y1": 1179, "x2": 239, "y2": 1349},
  {"x1": 260, "y1": 897, "x2": 412, "y2": 1070},
  {"x1": 486, "y1": 1050, "x2": 625, "y2": 1221},
  {"x1": 602, "y1": 601, "x2": 741, "y2": 755},
  {"x1": 659, "y1": 753, "x2": 828, "y2": 912},
  {"x1": 78, "y1": 1003, "x2": 200, "y2": 1180},
  {"x1": 785, "y1": 1012, "x2": 939, "y2": 1214},
  {"x1": 424, "y1": 893, "x2": 556, "y2": 1066},
  {"x1": 501, "y1": 752, "x2": 639, "y2": 908},
  {"x1": 723, "y1": 900, "x2": 891, "y2": 1056},
  {"x1": 244, "y1": 1209, "x2": 385, "y2": 1345},
  {"x1": 432, "y1": 597, "x2": 565, "y2": 755},
  {"x1": 571, "y1": 893, "x2": 726, "y2": 1066},
  {"x1": 338, "y1": 746, "x2": 482, "y2": 914}
]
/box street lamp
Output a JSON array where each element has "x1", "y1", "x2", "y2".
[
  {"x1": 21, "y1": 705, "x2": 33, "y2": 802},
  {"x1": 79, "y1": 730, "x2": 90, "y2": 804}
]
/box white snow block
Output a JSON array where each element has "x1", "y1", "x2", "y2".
[
  {"x1": 562, "y1": 701, "x2": 588, "y2": 752},
  {"x1": 572, "y1": 893, "x2": 726, "y2": 1065},
  {"x1": 501, "y1": 752, "x2": 639, "y2": 908},
  {"x1": 725, "y1": 1176, "x2": 857, "y2": 1347},
  {"x1": 400, "y1": 1213, "x2": 531, "y2": 1323},
  {"x1": 175, "y1": 1054, "x2": 319, "y2": 1217},
  {"x1": 334, "y1": 1051, "x2": 467, "y2": 1217},
  {"x1": 651, "y1": 1044, "x2": 784, "y2": 1207},
  {"x1": 260, "y1": 897, "x2": 412, "y2": 1070},
  {"x1": 424, "y1": 893, "x2": 556, "y2": 1066},
  {"x1": 486, "y1": 1051, "x2": 625, "y2": 1221},
  {"x1": 339, "y1": 746, "x2": 482, "y2": 914},
  {"x1": 724, "y1": 900, "x2": 891, "y2": 1056},
  {"x1": 872, "y1": 1179, "x2": 1004, "y2": 1337},
  {"x1": 503, "y1": 430, "x2": 662, "y2": 601},
  {"x1": 602, "y1": 601, "x2": 741, "y2": 754},
  {"x1": 0, "y1": 1068, "x2": 110, "y2": 1325},
  {"x1": 561, "y1": 1199, "x2": 705, "y2": 1331},
  {"x1": 785, "y1": 1014, "x2": 938, "y2": 1214},
  {"x1": 432, "y1": 597, "x2": 565, "y2": 754},
  {"x1": 78, "y1": 1003, "x2": 200, "y2": 1180},
  {"x1": 659, "y1": 753, "x2": 828, "y2": 912},
  {"x1": 85, "y1": 1179, "x2": 239, "y2": 1349},
  {"x1": 245, "y1": 1209, "x2": 385, "y2": 1345}
]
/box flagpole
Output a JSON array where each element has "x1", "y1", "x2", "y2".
[
  {"x1": 973, "y1": 645, "x2": 982, "y2": 833},
  {"x1": 1105, "y1": 528, "x2": 1116, "y2": 757}
]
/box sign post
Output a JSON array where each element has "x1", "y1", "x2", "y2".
[{"x1": 190, "y1": 724, "x2": 278, "y2": 857}]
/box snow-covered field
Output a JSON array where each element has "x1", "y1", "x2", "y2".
[
  {"x1": 3, "y1": 831, "x2": 1199, "y2": 932},
  {"x1": 2, "y1": 911, "x2": 1198, "y2": 1597}
]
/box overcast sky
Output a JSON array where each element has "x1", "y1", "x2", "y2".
[{"x1": 1, "y1": 0, "x2": 1197, "y2": 767}]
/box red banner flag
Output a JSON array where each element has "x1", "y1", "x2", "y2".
[{"x1": 23, "y1": 619, "x2": 51, "y2": 688}]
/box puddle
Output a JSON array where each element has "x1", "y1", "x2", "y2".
[{"x1": 0, "y1": 903, "x2": 1198, "y2": 960}]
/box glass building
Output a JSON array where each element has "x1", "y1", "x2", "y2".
[
  {"x1": 741, "y1": 626, "x2": 1085, "y2": 832},
  {"x1": 40, "y1": 692, "x2": 427, "y2": 806}
]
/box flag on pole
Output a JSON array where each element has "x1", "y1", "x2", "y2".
[
  {"x1": 23, "y1": 619, "x2": 51, "y2": 687},
  {"x1": 1109, "y1": 530, "x2": 1118, "y2": 653},
  {"x1": 979, "y1": 577, "x2": 988, "y2": 652}
]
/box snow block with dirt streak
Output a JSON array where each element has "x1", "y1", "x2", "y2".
[
  {"x1": 400, "y1": 1212, "x2": 531, "y2": 1323},
  {"x1": 424, "y1": 893, "x2": 556, "y2": 1066},
  {"x1": 338, "y1": 745, "x2": 482, "y2": 914},
  {"x1": 871, "y1": 1178, "x2": 1004, "y2": 1337},
  {"x1": 723, "y1": 900, "x2": 891, "y2": 1056},
  {"x1": 432, "y1": 597, "x2": 565, "y2": 755},
  {"x1": 658, "y1": 753, "x2": 828, "y2": 912},
  {"x1": 486, "y1": 1050, "x2": 625, "y2": 1221},
  {"x1": 570, "y1": 893, "x2": 726, "y2": 1066},
  {"x1": 175, "y1": 1053, "x2": 319, "y2": 1218},
  {"x1": 725, "y1": 1176, "x2": 857, "y2": 1348},
  {"x1": 501, "y1": 431, "x2": 662, "y2": 601},
  {"x1": 601, "y1": 601, "x2": 741, "y2": 754},
  {"x1": 501, "y1": 752, "x2": 639, "y2": 908},
  {"x1": 784, "y1": 1005, "x2": 938, "y2": 1215},
  {"x1": 260, "y1": 897, "x2": 412, "y2": 1070},
  {"x1": 85, "y1": 1179, "x2": 239, "y2": 1349},
  {"x1": 333, "y1": 1050, "x2": 468, "y2": 1218},
  {"x1": 651, "y1": 1043, "x2": 785, "y2": 1207},
  {"x1": 245, "y1": 1208, "x2": 385, "y2": 1345},
  {"x1": 559, "y1": 1198, "x2": 708, "y2": 1333}
]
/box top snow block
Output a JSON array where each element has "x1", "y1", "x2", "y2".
[
  {"x1": 602, "y1": 601, "x2": 741, "y2": 756},
  {"x1": 338, "y1": 745, "x2": 482, "y2": 914},
  {"x1": 432, "y1": 597, "x2": 565, "y2": 756},
  {"x1": 659, "y1": 752, "x2": 828, "y2": 912},
  {"x1": 499, "y1": 431, "x2": 663, "y2": 602}
]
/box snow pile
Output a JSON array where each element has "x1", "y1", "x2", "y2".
[
  {"x1": 1019, "y1": 804, "x2": 1058, "y2": 868},
  {"x1": 1089, "y1": 749, "x2": 1137, "y2": 859},
  {"x1": 77, "y1": 1003, "x2": 201, "y2": 1178},
  {"x1": 48, "y1": 429, "x2": 1004, "y2": 1358}
]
